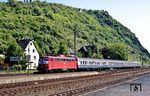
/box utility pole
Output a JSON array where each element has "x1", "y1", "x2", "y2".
[{"x1": 74, "y1": 31, "x2": 77, "y2": 57}]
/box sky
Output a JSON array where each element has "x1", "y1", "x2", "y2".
[{"x1": 1, "y1": 0, "x2": 150, "y2": 52}]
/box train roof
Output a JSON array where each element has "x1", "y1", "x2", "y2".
[
  {"x1": 76, "y1": 57, "x2": 140, "y2": 63},
  {"x1": 41, "y1": 55, "x2": 75, "y2": 59}
]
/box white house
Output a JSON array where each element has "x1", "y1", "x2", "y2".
[{"x1": 17, "y1": 39, "x2": 39, "y2": 69}]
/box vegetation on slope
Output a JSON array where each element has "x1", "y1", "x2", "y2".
[{"x1": 0, "y1": 1, "x2": 149, "y2": 63}]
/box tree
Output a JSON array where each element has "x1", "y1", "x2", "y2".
[
  {"x1": 101, "y1": 47, "x2": 109, "y2": 59},
  {"x1": 5, "y1": 42, "x2": 25, "y2": 67},
  {"x1": 8, "y1": 0, "x2": 16, "y2": 3},
  {"x1": 6, "y1": 42, "x2": 24, "y2": 57},
  {"x1": 57, "y1": 41, "x2": 68, "y2": 55},
  {"x1": 19, "y1": 59, "x2": 28, "y2": 70},
  {"x1": 8, "y1": 0, "x2": 17, "y2": 7},
  {"x1": 101, "y1": 43, "x2": 127, "y2": 60}
]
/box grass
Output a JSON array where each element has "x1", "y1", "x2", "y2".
[{"x1": 0, "y1": 69, "x2": 37, "y2": 74}]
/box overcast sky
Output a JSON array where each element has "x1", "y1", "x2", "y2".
[{"x1": 1, "y1": 0, "x2": 150, "y2": 52}]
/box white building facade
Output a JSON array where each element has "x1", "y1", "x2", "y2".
[{"x1": 17, "y1": 39, "x2": 39, "y2": 69}]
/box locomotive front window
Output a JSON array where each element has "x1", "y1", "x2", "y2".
[
  {"x1": 39, "y1": 57, "x2": 49, "y2": 64},
  {"x1": 43, "y1": 58, "x2": 48, "y2": 61}
]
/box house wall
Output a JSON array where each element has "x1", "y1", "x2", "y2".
[{"x1": 24, "y1": 41, "x2": 39, "y2": 69}]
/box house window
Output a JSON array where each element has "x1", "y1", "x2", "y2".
[
  {"x1": 34, "y1": 63, "x2": 36, "y2": 66},
  {"x1": 30, "y1": 43, "x2": 32, "y2": 46},
  {"x1": 34, "y1": 56, "x2": 36, "y2": 60},
  {"x1": 33, "y1": 49, "x2": 35, "y2": 53},
  {"x1": 33, "y1": 63, "x2": 36, "y2": 68},
  {"x1": 28, "y1": 48, "x2": 30, "y2": 52}
]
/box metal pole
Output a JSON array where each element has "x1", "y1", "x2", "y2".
[
  {"x1": 74, "y1": 31, "x2": 77, "y2": 57},
  {"x1": 27, "y1": 62, "x2": 29, "y2": 76}
]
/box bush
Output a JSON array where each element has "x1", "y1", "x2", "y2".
[
  {"x1": 11, "y1": 64, "x2": 22, "y2": 70},
  {"x1": 32, "y1": 6, "x2": 42, "y2": 16}
]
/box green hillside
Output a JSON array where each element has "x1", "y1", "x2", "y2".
[{"x1": 0, "y1": 1, "x2": 149, "y2": 62}]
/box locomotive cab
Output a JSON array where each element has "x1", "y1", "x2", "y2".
[{"x1": 38, "y1": 57, "x2": 49, "y2": 72}]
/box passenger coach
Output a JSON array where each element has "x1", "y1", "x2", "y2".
[{"x1": 76, "y1": 58, "x2": 141, "y2": 70}]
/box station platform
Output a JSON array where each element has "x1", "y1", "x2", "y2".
[{"x1": 0, "y1": 71, "x2": 99, "y2": 84}]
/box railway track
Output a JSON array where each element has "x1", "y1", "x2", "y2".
[
  {"x1": 0, "y1": 68, "x2": 150, "y2": 96},
  {"x1": 0, "y1": 68, "x2": 139, "y2": 77}
]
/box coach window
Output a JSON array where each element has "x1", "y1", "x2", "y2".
[
  {"x1": 89, "y1": 61, "x2": 91, "y2": 64},
  {"x1": 84, "y1": 61, "x2": 86, "y2": 65},
  {"x1": 85, "y1": 61, "x2": 87, "y2": 65},
  {"x1": 92, "y1": 61, "x2": 94, "y2": 64},
  {"x1": 80, "y1": 61, "x2": 82, "y2": 64}
]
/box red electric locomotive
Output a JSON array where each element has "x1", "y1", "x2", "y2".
[{"x1": 38, "y1": 55, "x2": 77, "y2": 72}]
